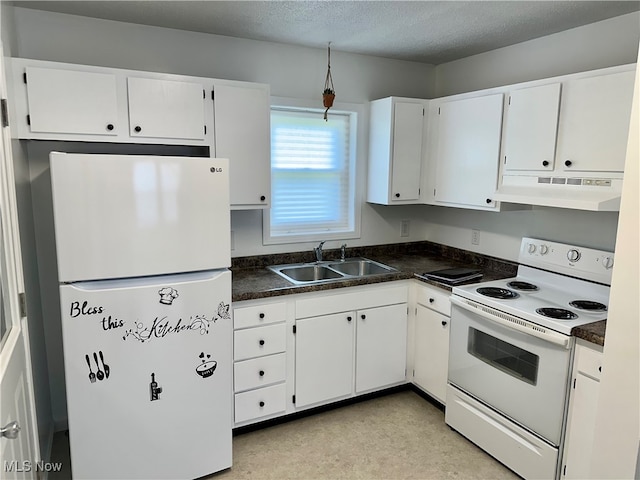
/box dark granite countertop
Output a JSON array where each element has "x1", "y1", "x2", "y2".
[
  {"x1": 231, "y1": 241, "x2": 517, "y2": 301},
  {"x1": 231, "y1": 241, "x2": 605, "y2": 347},
  {"x1": 571, "y1": 321, "x2": 606, "y2": 347}
]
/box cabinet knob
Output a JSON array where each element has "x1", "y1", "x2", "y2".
[
  {"x1": 442, "y1": 320, "x2": 448, "y2": 327},
  {"x1": 395, "y1": 193, "x2": 400, "y2": 198},
  {"x1": 259, "y1": 401, "x2": 265, "y2": 408},
  {"x1": 259, "y1": 339, "x2": 265, "y2": 346},
  {"x1": 429, "y1": 298, "x2": 435, "y2": 304},
  {"x1": 259, "y1": 370, "x2": 265, "y2": 377},
  {"x1": 565, "y1": 160, "x2": 572, "y2": 167},
  {"x1": 259, "y1": 313, "x2": 265, "y2": 319},
  {"x1": 485, "y1": 198, "x2": 492, "y2": 204},
  {"x1": 598, "y1": 366, "x2": 602, "y2": 373},
  {"x1": 542, "y1": 160, "x2": 549, "y2": 167},
  {"x1": 361, "y1": 314, "x2": 366, "y2": 320},
  {"x1": 134, "y1": 125, "x2": 142, "y2": 133},
  {"x1": 347, "y1": 316, "x2": 352, "y2": 322},
  {"x1": 106, "y1": 123, "x2": 114, "y2": 131},
  {"x1": 260, "y1": 195, "x2": 266, "y2": 201}
]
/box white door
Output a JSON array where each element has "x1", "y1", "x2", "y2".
[
  {"x1": 390, "y1": 102, "x2": 423, "y2": 201},
  {"x1": 434, "y1": 94, "x2": 504, "y2": 208},
  {"x1": 355, "y1": 303, "x2": 407, "y2": 393},
  {"x1": 294, "y1": 312, "x2": 354, "y2": 408},
  {"x1": 503, "y1": 83, "x2": 561, "y2": 172},
  {"x1": 127, "y1": 77, "x2": 206, "y2": 141},
  {"x1": 50, "y1": 153, "x2": 230, "y2": 282},
  {"x1": 25, "y1": 66, "x2": 119, "y2": 136},
  {"x1": 413, "y1": 304, "x2": 449, "y2": 403},
  {"x1": 0, "y1": 48, "x2": 40, "y2": 479},
  {"x1": 212, "y1": 82, "x2": 270, "y2": 208},
  {"x1": 60, "y1": 270, "x2": 232, "y2": 479}
]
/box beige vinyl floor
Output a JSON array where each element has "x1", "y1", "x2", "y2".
[{"x1": 50, "y1": 390, "x2": 520, "y2": 480}]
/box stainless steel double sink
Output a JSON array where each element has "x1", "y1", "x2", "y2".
[{"x1": 268, "y1": 257, "x2": 397, "y2": 285}]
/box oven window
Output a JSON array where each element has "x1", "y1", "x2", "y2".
[{"x1": 467, "y1": 327, "x2": 539, "y2": 385}]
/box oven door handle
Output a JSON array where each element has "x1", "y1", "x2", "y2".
[{"x1": 450, "y1": 296, "x2": 571, "y2": 349}]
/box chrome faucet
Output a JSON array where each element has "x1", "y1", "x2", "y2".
[
  {"x1": 340, "y1": 243, "x2": 348, "y2": 261},
  {"x1": 314, "y1": 241, "x2": 326, "y2": 262}
]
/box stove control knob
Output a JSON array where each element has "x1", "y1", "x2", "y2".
[
  {"x1": 527, "y1": 243, "x2": 537, "y2": 254},
  {"x1": 539, "y1": 244, "x2": 549, "y2": 255},
  {"x1": 602, "y1": 256, "x2": 614, "y2": 270},
  {"x1": 567, "y1": 249, "x2": 581, "y2": 262}
]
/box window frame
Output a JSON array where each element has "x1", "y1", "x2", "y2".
[{"x1": 263, "y1": 97, "x2": 364, "y2": 246}]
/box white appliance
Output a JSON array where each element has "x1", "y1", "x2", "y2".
[
  {"x1": 51, "y1": 152, "x2": 232, "y2": 479},
  {"x1": 445, "y1": 237, "x2": 613, "y2": 480}
]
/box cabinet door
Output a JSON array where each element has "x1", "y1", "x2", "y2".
[
  {"x1": 556, "y1": 70, "x2": 635, "y2": 173},
  {"x1": 355, "y1": 304, "x2": 407, "y2": 393},
  {"x1": 562, "y1": 373, "x2": 600, "y2": 479},
  {"x1": 413, "y1": 305, "x2": 449, "y2": 403},
  {"x1": 434, "y1": 94, "x2": 504, "y2": 208},
  {"x1": 504, "y1": 83, "x2": 560, "y2": 172},
  {"x1": 213, "y1": 82, "x2": 270, "y2": 208},
  {"x1": 25, "y1": 66, "x2": 119, "y2": 136},
  {"x1": 127, "y1": 77, "x2": 206, "y2": 140},
  {"x1": 294, "y1": 312, "x2": 354, "y2": 408},
  {"x1": 391, "y1": 102, "x2": 424, "y2": 201}
]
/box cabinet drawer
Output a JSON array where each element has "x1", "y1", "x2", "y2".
[
  {"x1": 234, "y1": 383, "x2": 287, "y2": 424},
  {"x1": 234, "y1": 353, "x2": 286, "y2": 393},
  {"x1": 416, "y1": 285, "x2": 451, "y2": 316},
  {"x1": 575, "y1": 343, "x2": 603, "y2": 380},
  {"x1": 234, "y1": 323, "x2": 286, "y2": 361},
  {"x1": 234, "y1": 302, "x2": 287, "y2": 329}
]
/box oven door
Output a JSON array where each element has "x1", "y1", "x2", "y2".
[{"x1": 448, "y1": 296, "x2": 573, "y2": 445}]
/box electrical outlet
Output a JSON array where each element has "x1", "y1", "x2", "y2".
[
  {"x1": 471, "y1": 229, "x2": 480, "y2": 246},
  {"x1": 401, "y1": 219, "x2": 410, "y2": 237}
]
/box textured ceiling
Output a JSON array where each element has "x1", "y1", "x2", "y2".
[{"x1": 9, "y1": 1, "x2": 640, "y2": 64}]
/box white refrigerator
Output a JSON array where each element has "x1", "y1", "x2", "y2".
[{"x1": 50, "y1": 152, "x2": 232, "y2": 479}]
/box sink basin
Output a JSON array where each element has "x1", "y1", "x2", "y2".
[
  {"x1": 268, "y1": 257, "x2": 396, "y2": 285},
  {"x1": 328, "y1": 258, "x2": 395, "y2": 276},
  {"x1": 278, "y1": 265, "x2": 343, "y2": 282}
]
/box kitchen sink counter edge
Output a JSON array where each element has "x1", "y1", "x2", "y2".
[{"x1": 230, "y1": 241, "x2": 606, "y2": 347}]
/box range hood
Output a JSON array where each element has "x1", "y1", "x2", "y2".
[{"x1": 494, "y1": 175, "x2": 623, "y2": 211}]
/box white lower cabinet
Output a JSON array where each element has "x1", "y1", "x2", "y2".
[
  {"x1": 294, "y1": 283, "x2": 409, "y2": 410},
  {"x1": 561, "y1": 339, "x2": 604, "y2": 479},
  {"x1": 412, "y1": 284, "x2": 451, "y2": 403}
]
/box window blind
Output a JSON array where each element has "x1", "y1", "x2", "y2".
[{"x1": 270, "y1": 109, "x2": 353, "y2": 237}]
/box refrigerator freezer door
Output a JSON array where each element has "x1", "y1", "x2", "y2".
[
  {"x1": 60, "y1": 270, "x2": 232, "y2": 479},
  {"x1": 50, "y1": 153, "x2": 230, "y2": 282}
]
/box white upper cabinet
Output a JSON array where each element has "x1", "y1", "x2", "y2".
[
  {"x1": 556, "y1": 70, "x2": 635, "y2": 173},
  {"x1": 367, "y1": 97, "x2": 426, "y2": 205},
  {"x1": 25, "y1": 66, "x2": 119, "y2": 137},
  {"x1": 127, "y1": 77, "x2": 206, "y2": 141},
  {"x1": 503, "y1": 83, "x2": 561, "y2": 172},
  {"x1": 212, "y1": 81, "x2": 271, "y2": 209},
  {"x1": 432, "y1": 93, "x2": 504, "y2": 210}
]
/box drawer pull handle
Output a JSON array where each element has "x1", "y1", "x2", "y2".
[
  {"x1": 429, "y1": 298, "x2": 435, "y2": 303},
  {"x1": 259, "y1": 339, "x2": 265, "y2": 346},
  {"x1": 347, "y1": 316, "x2": 352, "y2": 322},
  {"x1": 259, "y1": 313, "x2": 265, "y2": 319},
  {"x1": 259, "y1": 401, "x2": 265, "y2": 408},
  {"x1": 361, "y1": 314, "x2": 366, "y2": 320},
  {"x1": 259, "y1": 370, "x2": 265, "y2": 377}
]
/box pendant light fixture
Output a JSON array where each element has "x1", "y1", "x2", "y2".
[{"x1": 322, "y1": 42, "x2": 335, "y2": 121}]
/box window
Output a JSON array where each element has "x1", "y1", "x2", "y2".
[{"x1": 263, "y1": 104, "x2": 360, "y2": 244}]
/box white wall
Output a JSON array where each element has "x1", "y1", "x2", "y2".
[
  {"x1": 435, "y1": 12, "x2": 640, "y2": 96},
  {"x1": 590, "y1": 51, "x2": 640, "y2": 480}
]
